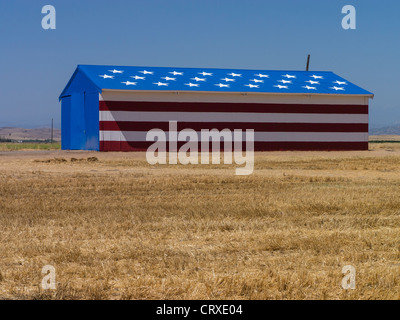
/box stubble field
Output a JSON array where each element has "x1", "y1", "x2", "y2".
[{"x1": 0, "y1": 143, "x2": 399, "y2": 300}]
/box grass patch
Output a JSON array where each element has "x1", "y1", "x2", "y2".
[
  {"x1": 0, "y1": 143, "x2": 61, "y2": 151},
  {"x1": 369, "y1": 141, "x2": 400, "y2": 144}
]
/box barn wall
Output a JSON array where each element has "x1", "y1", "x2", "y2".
[
  {"x1": 61, "y1": 96, "x2": 71, "y2": 150},
  {"x1": 98, "y1": 91, "x2": 370, "y2": 152},
  {"x1": 84, "y1": 92, "x2": 100, "y2": 150},
  {"x1": 60, "y1": 69, "x2": 100, "y2": 151},
  {"x1": 69, "y1": 93, "x2": 86, "y2": 150},
  {"x1": 65, "y1": 92, "x2": 100, "y2": 151}
]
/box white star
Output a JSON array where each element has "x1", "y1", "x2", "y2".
[
  {"x1": 121, "y1": 81, "x2": 137, "y2": 86},
  {"x1": 221, "y1": 78, "x2": 235, "y2": 82},
  {"x1": 131, "y1": 76, "x2": 145, "y2": 80},
  {"x1": 140, "y1": 70, "x2": 154, "y2": 75},
  {"x1": 245, "y1": 84, "x2": 259, "y2": 89},
  {"x1": 191, "y1": 77, "x2": 206, "y2": 82},
  {"x1": 169, "y1": 71, "x2": 183, "y2": 76},
  {"x1": 185, "y1": 83, "x2": 200, "y2": 87},
  {"x1": 333, "y1": 80, "x2": 347, "y2": 85},
  {"x1": 274, "y1": 85, "x2": 288, "y2": 89},
  {"x1": 153, "y1": 82, "x2": 169, "y2": 86},
  {"x1": 255, "y1": 74, "x2": 269, "y2": 78},
  {"x1": 282, "y1": 74, "x2": 296, "y2": 79},
  {"x1": 162, "y1": 77, "x2": 176, "y2": 81},
  {"x1": 109, "y1": 69, "x2": 123, "y2": 74},
  {"x1": 199, "y1": 72, "x2": 213, "y2": 76},
  {"x1": 278, "y1": 80, "x2": 292, "y2": 84},
  {"x1": 250, "y1": 79, "x2": 264, "y2": 83},
  {"x1": 330, "y1": 86, "x2": 345, "y2": 91},
  {"x1": 311, "y1": 75, "x2": 323, "y2": 79},
  {"x1": 215, "y1": 83, "x2": 230, "y2": 88},
  {"x1": 228, "y1": 73, "x2": 242, "y2": 77},
  {"x1": 306, "y1": 80, "x2": 319, "y2": 85},
  {"x1": 99, "y1": 74, "x2": 114, "y2": 79},
  {"x1": 302, "y1": 85, "x2": 317, "y2": 90}
]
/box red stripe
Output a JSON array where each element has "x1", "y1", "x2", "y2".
[
  {"x1": 100, "y1": 101, "x2": 368, "y2": 114},
  {"x1": 100, "y1": 121, "x2": 368, "y2": 133},
  {"x1": 100, "y1": 141, "x2": 368, "y2": 152}
]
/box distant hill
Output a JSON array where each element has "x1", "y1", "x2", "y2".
[
  {"x1": 0, "y1": 127, "x2": 61, "y2": 142},
  {"x1": 370, "y1": 124, "x2": 400, "y2": 135}
]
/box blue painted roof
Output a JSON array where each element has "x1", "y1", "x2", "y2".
[{"x1": 61, "y1": 64, "x2": 374, "y2": 98}]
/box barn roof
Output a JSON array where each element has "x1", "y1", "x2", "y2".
[{"x1": 60, "y1": 64, "x2": 374, "y2": 99}]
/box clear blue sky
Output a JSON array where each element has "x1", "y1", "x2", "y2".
[{"x1": 0, "y1": 0, "x2": 399, "y2": 128}]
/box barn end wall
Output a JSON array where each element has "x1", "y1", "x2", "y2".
[
  {"x1": 98, "y1": 91, "x2": 370, "y2": 152},
  {"x1": 61, "y1": 96, "x2": 71, "y2": 150},
  {"x1": 60, "y1": 69, "x2": 100, "y2": 151}
]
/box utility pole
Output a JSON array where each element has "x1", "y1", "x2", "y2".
[
  {"x1": 51, "y1": 118, "x2": 54, "y2": 144},
  {"x1": 306, "y1": 54, "x2": 311, "y2": 71}
]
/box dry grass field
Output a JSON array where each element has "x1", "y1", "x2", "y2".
[
  {"x1": 0, "y1": 143, "x2": 61, "y2": 152},
  {"x1": 0, "y1": 143, "x2": 399, "y2": 300}
]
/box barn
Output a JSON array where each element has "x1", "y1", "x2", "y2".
[{"x1": 59, "y1": 65, "x2": 373, "y2": 151}]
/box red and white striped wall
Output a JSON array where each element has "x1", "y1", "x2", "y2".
[{"x1": 99, "y1": 91, "x2": 369, "y2": 152}]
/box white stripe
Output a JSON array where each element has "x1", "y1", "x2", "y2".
[
  {"x1": 100, "y1": 92, "x2": 369, "y2": 105},
  {"x1": 100, "y1": 111, "x2": 368, "y2": 124},
  {"x1": 100, "y1": 131, "x2": 368, "y2": 142}
]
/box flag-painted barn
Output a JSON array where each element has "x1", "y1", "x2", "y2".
[{"x1": 59, "y1": 65, "x2": 374, "y2": 151}]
